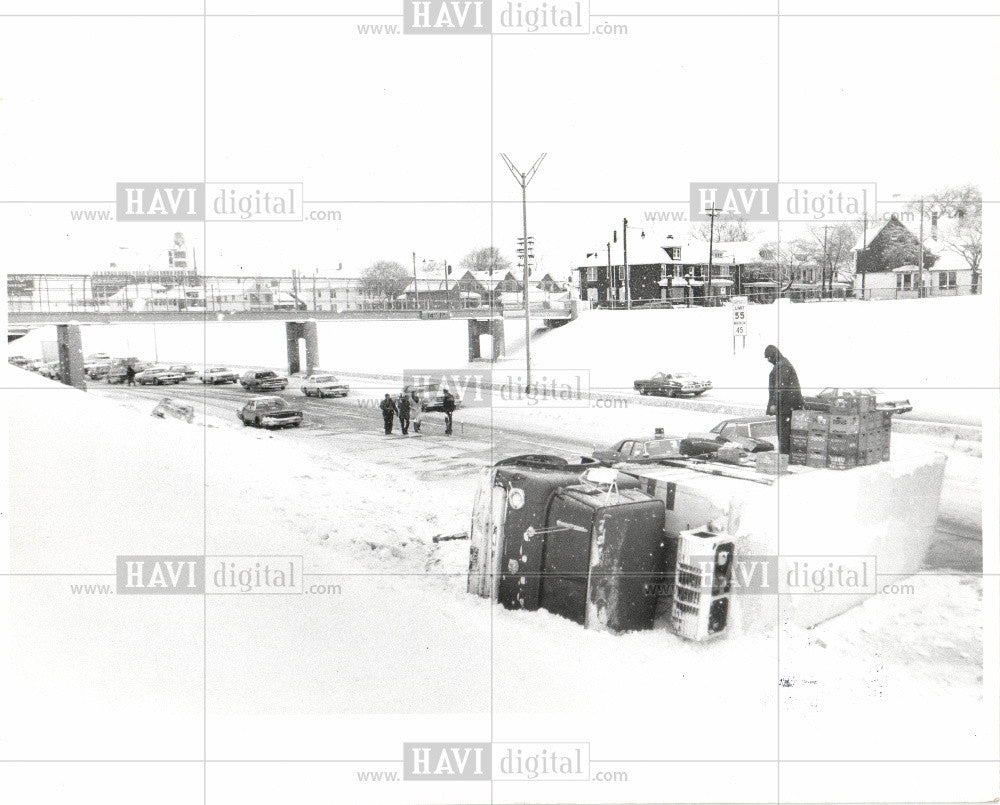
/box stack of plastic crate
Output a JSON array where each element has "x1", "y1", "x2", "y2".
[{"x1": 670, "y1": 528, "x2": 735, "y2": 641}]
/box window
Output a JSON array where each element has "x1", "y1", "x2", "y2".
[
  {"x1": 586, "y1": 267, "x2": 598, "y2": 282},
  {"x1": 939, "y1": 271, "x2": 957, "y2": 289},
  {"x1": 897, "y1": 273, "x2": 913, "y2": 290}
]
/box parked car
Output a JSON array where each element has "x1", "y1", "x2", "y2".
[
  {"x1": 682, "y1": 416, "x2": 776, "y2": 455},
  {"x1": 593, "y1": 435, "x2": 685, "y2": 467},
  {"x1": 301, "y1": 373, "x2": 350, "y2": 398},
  {"x1": 197, "y1": 366, "x2": 240, "y2": 384},
  {"x1": 167, "y1": 364, "x2": 197, "y2": 380},
  {"x1": 410, "y1": 382, "x2": 462, "y2": 412},
  {"x1": 136, "y1": 367, "x2": 185, "y2": 385},
  {"x1": 240, "y1": 370, "x2": 288, "y2": 392},
  {"x1": 38, "y1": 361, "x2": 62, "y2": 380},
  {"x1": 106, "y1": 358, "x2": 148, "y2": 384},
  {"x1": 85, "y1": 360, "x2": 112, "y2": 379},
  {"x1": 803, "y1": 387, "x2": 912, "y2": 415},
  {"x1": 238, "y1": 396, "x2": 303, "y2": 429},
  {"x1": 8, "y1": 355, "x2": 29, "y2": 367},
  {"x1": 633, "y1": 371, "x2": 712, "y2": 397},
  {"x1": 23, "y1": 359, "x2": 43, "y2": 372},
  {"x1": 85, "y1": 352, "x2": 111, "y2": 362}
]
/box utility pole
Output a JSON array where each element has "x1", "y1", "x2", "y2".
[
  {"x1": 918, "y1": 197, "x2": 925, "y2": 299},
  {"x1": 606, "y1": 241, "x2": 612, "y2": 303},
  {"x1": 823, "y1": 225, "x2": 829, "y2": 298},
  {"x1": 500, "y1": 152, "x2": 547, "y2": 393},
  {"x1": 705, "y1": 204, "x2": 720, "y2": 306},
  {"x1": 312, "y1": 270, "x2": 317, "y2": 311},
  {"x1": 412, "y1": 251, "x2": 419, "y2": 309},
  {"x1": 443, "y1": 258, "x2": 450, "y2": 304},
  {"x1": 861, "y1": 209, "x2": 868, "y2": 300}
]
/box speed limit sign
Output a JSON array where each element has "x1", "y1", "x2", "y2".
[{"x1": 732, "y1": 296, "x2": 748, "y2": 350}]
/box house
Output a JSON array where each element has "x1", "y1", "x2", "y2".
[
  {"x1": 853, "y1": 214, "x2": 971, "y2": 299},
  {"x1": 576, "y1": 238, "x2": 777, "y2": 307}
]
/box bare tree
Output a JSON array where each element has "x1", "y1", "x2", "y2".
[
  {"x1": 360, "y1": 260, "x2": 410, "y2": 306},
  {"x1": 763, "y1": 239, "x2": 814, "y2": 292},
  {"x1": 691, "y1": 214, "x2": 758, "y2": 243},
  {"x1": 917, "y1": 184, "x2": 982, "y2": 294},
  {"x1": 806, "y1": 223, "x2": 860, "y2": 294},
  {"x1": 459, "y1": 246, "x2": 513, "y2": 277}
]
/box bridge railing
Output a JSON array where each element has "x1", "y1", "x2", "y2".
[{"x1": 7, "y1": 273, "x2": 574, "y2": 317}]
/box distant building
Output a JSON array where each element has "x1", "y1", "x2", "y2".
[
  {"x1": 853, "y1": 214, "x2": 971, "y2": 298},
  {"x1": 576, "y1": 238, "x2": 777, "y2": 307}
]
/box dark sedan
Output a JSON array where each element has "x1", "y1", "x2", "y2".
[
  {"x1": 239, "y1": 396, "x2": 303, "y2": 429},
  {"x1": 240, "y1": 370, "x2": 288, "y2": 392},
  {"x1": 634, "y1": 372, "x2": 712, "y2": 397}
]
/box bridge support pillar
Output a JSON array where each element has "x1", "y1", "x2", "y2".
[
  {"x1": 56, "y1": 323, "x2": 86, "y2": 390},
  {"x1": 467, "y1": 318, "x2": 505, "y2": 361},
  {"x1": 286, "y1": 320, "x2": 319, "y2": 375}
]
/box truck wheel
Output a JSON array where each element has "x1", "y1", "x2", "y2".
[{"x1": 254, "y1": 417, "x2": 261, "y2": 427}]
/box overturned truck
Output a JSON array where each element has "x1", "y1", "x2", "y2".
[{"x1": 467, "y1": 446, "x2": 947, "y2": 640}]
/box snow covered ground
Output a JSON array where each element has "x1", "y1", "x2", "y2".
[
  {"x1": 2, "y1": 364, "x2": 995, "y2": 804},
  {"x1": 7, "y1": 295, "x2": 991, "y2": 424}
]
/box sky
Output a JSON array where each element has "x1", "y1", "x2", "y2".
[{"x1": 1, "y1": 7, "x2": 996, "y2": 278}]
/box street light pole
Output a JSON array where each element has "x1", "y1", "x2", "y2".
[
  {"x1": 500, "y1": 152, "x2": 547, "y2": 393},
  {"x1": 623, "y1": 217, "x2": 630, "y2": 311}
]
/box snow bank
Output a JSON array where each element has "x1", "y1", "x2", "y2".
[{"x1": 3, "y1": 363, "x2": 992, "y2": 786}]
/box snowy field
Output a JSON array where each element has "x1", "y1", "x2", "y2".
[{"x1": 3, "y1": 364, "x2": 995, "y2": 804}]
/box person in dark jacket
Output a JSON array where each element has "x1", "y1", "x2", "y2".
[
  {"x1": 125, "y1": 364, "x2": 137, "y2": 387},
  {"x1": 764, "y1": 344, "x2": 804, "y2": 455},
  {"x1": 441, "y1": 389, "x2": 456, "y2": 435},
  {"x1": 397, "y1": 392, "x2": 411, "y2": 435},
  {"x1": 379, "y1": 393, "x2": 397, "y2": 435}
]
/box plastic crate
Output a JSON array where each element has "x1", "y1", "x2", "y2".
[
  {"x1": 829, "y1": 413, "x2": 861, "y2": 435},
  {"x1": 791, "y1": 409, "x2": 817, "y2": 430},
  {"x1": 827, "y1": 434, "x2": 859, "y2": 457},
  {"x1": 827, "y1": 454, "x2": 858, "y2": 471}
]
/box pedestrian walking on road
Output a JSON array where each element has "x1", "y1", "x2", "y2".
[
  {"x1": 379, "y1": 393, "x2": 397, "y2": 435},
  {"x1": 764, "y1": 344, "x2": 804, "y2": 455},
  {"x1": 397, "y1": 392, "x2": 411, "y2": 436},
  {"x1": 410, "y1": 390, "x2": 423, "y2": 434},
  {"x1": 442, "y1": 388, "x2": 456, "y2": 436},
  {"x1": 125, "y1": 364, "x2": 137, "y2": 387}
]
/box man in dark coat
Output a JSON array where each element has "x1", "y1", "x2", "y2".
[
  {"x1": 765, "y1": 344, "x2": 804, "y2": 455},
  {"x1": 125, "y1": 364, "x2": 137, "y2": 386},
  {"x1": 441, "y1": 388, "x2": 456, "y2": 436},
  {"x1": 379, "y1": 393, "x2": 397, "y2": 435},
  {"x1": 397, "y1": 392, "x2": 411, "y2": 435}
]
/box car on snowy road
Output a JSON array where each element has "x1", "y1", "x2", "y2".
[
  {"x1": 136, "y1": 367, "x2": 186, "y2": 385},
  {"x1": 238, "y1": 396, "x2": 303, "y2": 429},
  {"x1": 167, "y1": 364, "x2": 197, "y2": 380},
  {"x1": 301, "y1": 373, "x2": 350, "y2": 398},
  {"x1": 9, "y1": 356, "x2": 29, "y2": 368},
  {"x1": 593, "y1": 435, "x2": 685, "y2": 467},
  {"x1": 682, "y1": 416, "x2": 777, "y2": 455},
  {"x1": 197, "y1": 366, "x2": 240, "y2": 384},
  {"x1": 803, "y1": 387, "x2": 912, "y2": 415},
  {"x1": 633, "y1": 371, "x2": 712, "y2": 397},
  {"x1": 240, "y1": 370, "x2": 288, "y2": 392}
]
